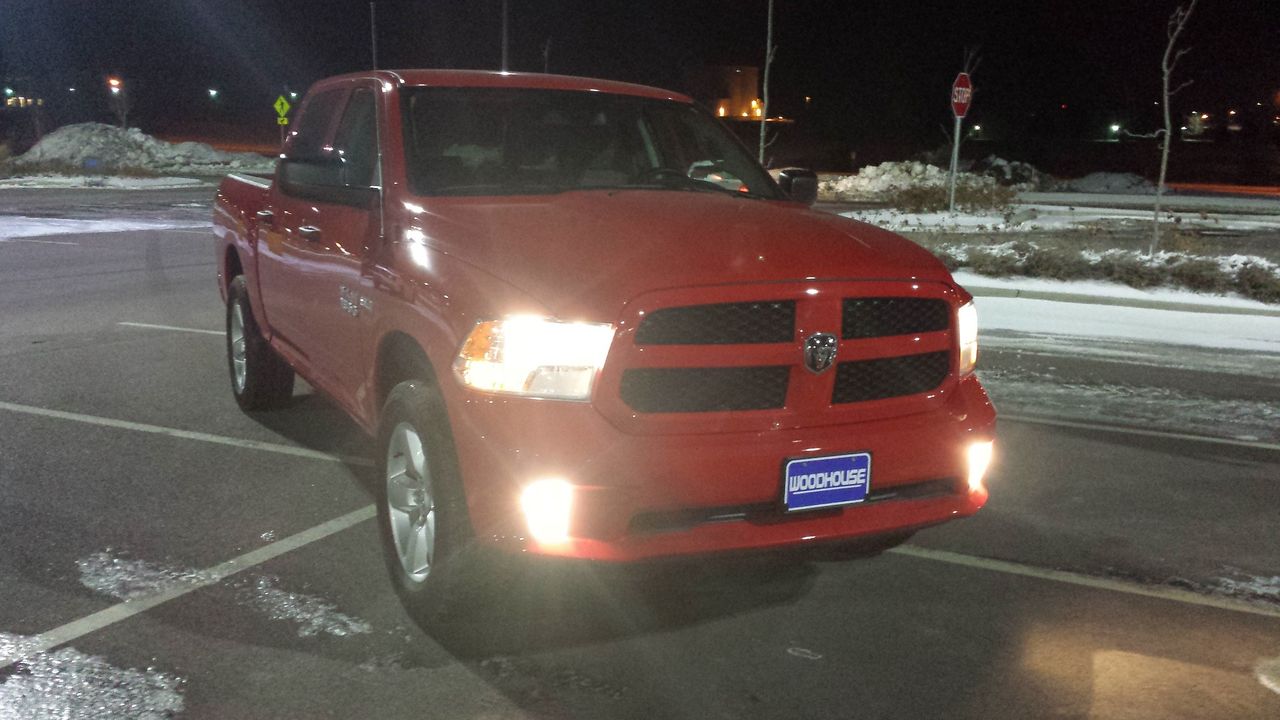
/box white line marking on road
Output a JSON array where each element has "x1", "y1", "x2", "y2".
[
  {"x1": 0, "y1": 400, "x2": 374, "y2": 468},
  {"x1": 118, "y1": 321, "x2": 223, "y2": 336},
  {"x1": 1001, "y1": 413, "x2": 1280, "y2": 452},
  {"x1": 0, "y1": 237, "x2": 80, "y2": 246},
  {"x1": 0, "y1": 505, "x2": 376, "y2": 668},
  {"x1": 889, "y1": 546, "x2": 1280, "y2": 619},
  {"x1": 1257, "y1": 655, "x2": 1280, "y2": 695}
]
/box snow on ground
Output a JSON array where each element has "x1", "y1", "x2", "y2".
[
  {"x1": 77, "y1": 550, "x2": 372, "y2": 639},
  {"x1": 0, "y1": 632, "x2": 185, "y2": 720},
  {"x1": 974, "y1": 295, "x2": 1280, "y2": 354},
  {"x1": 0, "y1": 174, "x2": 206, "y2": 190},
  {"x1": 0, "y1": 215, "x2": 209, "y2": 241},
  {"x1": 841, "y1": 204, "x2": 1280, "y2": 233},
  {"x1": 954, "y1": 271, "x2": 1279, "y2": 310},
  {"x1": 10, "y1": 122, "x2": 274, "y2": 176}
]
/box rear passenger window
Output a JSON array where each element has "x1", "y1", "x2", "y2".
[{"x1": 334, "y1": 88, "x2": 379, "y2": 188}]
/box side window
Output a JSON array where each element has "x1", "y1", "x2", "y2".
[
  {"x1": 334, "y1": 88, "x2": 379, "y2": 188},
  {"x1": 288, "y1": 89, "x2": 345, "y2": 160}
]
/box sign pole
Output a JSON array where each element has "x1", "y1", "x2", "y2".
[
  {"x1": 948, "y1": 114, "x2": 962, "y2": 213},
  {"x1": 947, "y1": 72, "x2": 973, "y2": 213}
]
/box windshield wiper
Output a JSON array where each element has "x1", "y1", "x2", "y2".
[{"x1": 615, "y1": 170, "x2": 769, "y2": 200}]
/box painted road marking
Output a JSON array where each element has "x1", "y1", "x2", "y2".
[
  {"x1": 0, "y1": 400, "x2": 374, "y2": 468},
  {"x1": 1002, "y1": 413, "x2": 1280, "y2": 453},
  {"x1": 0, "y1": 237, "x2": 80, "y2": 246},
  {"x1": 118, "y1": 321, "x2": 223, "y2": 336},
  {"x1": 889, "y1": 545, "x2": 1280, "y2": 620},
  {"x1": 0, "y1": 505, "x2": 376, "y2": 669},
  {"x1": 1257, "y1": 655, "x2": 1280, "y2": 695}
]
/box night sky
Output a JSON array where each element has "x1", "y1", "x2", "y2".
[{"x1": 2, "y1": 1, "x2": 1278, "y2": 154}]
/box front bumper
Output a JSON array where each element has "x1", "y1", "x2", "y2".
[{"x1": 446, "y1": 374, "x2": 995, "y2": 562}]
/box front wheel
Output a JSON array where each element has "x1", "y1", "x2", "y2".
[
  {"x1": 226, "y1": 275, "x2": 294, "y2": 410},
  {"x1": 377, "y1": 380, "x2": 495, "y2": 623}
]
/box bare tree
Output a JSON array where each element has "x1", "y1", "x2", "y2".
[
  {"x1": 1152, "y1": 0, "x2": 1199, "y2": 256},
  {"x1": 758, "y1": 0, "x2": 775, "y2": 164}
]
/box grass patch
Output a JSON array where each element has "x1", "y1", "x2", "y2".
[
  {"x1": 885, "y1": 182, "x2": 1016, "y2": 213},
  {"x1": 1022, "y1": 247, "x2": 1095, "y2": 280},
  {"x1": 1236, "y1": 264, "x2": 1280, "y2": 303},
  {"x1": 1169, "y1": 259, "x2": 1231, "y2": 293}
]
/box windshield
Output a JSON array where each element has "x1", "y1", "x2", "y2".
[{"x1": 400, "y1": 87, "x2": 782, "y2": 199}]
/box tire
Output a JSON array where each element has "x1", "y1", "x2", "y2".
[
  {"x1": 226, "y1": 275, "x2": 294, "y2": 410},
  {"x1": 376, "y1": 379, "x2": 495, "y2": 624}
]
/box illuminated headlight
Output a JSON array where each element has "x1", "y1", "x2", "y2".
[
  {"x1": 454, "y1": 316, "x2": 614, "y2": 400},
  {"x1": 520, "y1": 478, "x2": 574, "y2": 544},
  {"x1": 967, "y1": 440, "x2": 994, "y2": 492},
  {"x1": 957, "y1": 302, "x2": 978, "y2": 375}
]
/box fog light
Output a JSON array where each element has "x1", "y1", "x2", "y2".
[
  {"x1": 520, "y1": 478, "x2": 574, "y2": 544},
  {"x1": 967, "y1": 440, "x2": 994, "y2": 491}
]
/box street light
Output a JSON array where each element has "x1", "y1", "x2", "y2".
[
  {"x1": 207, "y1": 88, "x2": 219, "y2": 99},
  {"x1": 107, "y1": 76, "x2": 123, "y2": 95},
  {"x1": 1109, "y1": 123, "x2": 1121, "y2": 134},
  {"x1": 2, "y1": 87, "x2": 12, "y2": 97}
]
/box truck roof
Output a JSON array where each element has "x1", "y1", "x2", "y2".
[{"x1": 318, "y1": 69, "x2": 693, "y2": 103}]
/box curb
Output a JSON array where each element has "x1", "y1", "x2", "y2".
[{"x1": 966, "y1": 285, "x2": 1280, "y2": 317}]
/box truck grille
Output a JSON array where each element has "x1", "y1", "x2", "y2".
[
  {"x1": 842, "y1": 298, "x2": 949, "y2": 339},
  {"x1": 635, "y1": 300, "x2": 795, "y2": 345},
  {"x1": 604, "y1": 282, "x2": 959, "y2": 425},
  {"x1": 620, "y1": 366, "x2": 789, "y2": 413},
  {"x1": 832, "y1": 351, "x2": 950, "y2": 404}
]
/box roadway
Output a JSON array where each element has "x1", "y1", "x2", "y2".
[{"x1": 0, "y1": 200, "x2": 1277, "y2": 718}]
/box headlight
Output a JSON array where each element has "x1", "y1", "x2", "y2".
[
  {"x1": 957, "y1": 302, "x2": 978, "y2": 375},
  {"x1": 454, "y1": 316, "x2": 615, "y2": 400}
]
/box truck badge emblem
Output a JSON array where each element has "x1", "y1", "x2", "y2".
[{"x1": 803, "y1": 333, "x2": 838, "y2": 374}]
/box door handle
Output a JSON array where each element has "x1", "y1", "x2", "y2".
[
  {"x1": 255, "y1": 209, "x2": 274, "y2": 224},
  {"x1": 297, "y1": 225, "x2": 322, "y2": 242}
]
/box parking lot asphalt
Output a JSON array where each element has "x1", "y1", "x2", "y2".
[{"x1": 0, "y1": 223, "x2": 1278, "y2": 718}]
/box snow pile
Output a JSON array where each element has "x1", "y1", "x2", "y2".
[
  {"x1": 1054, "y1": 172, "x2": 1155, "y2": 194},
  {"x1": 12, "y1": 122, "x2": 274, "y2": 175},
  {"x1": 974, "y1": 155, "x2": 1046, "y2": 189},
  {"x1": 820, "y1": 161, "x2": 994, "y2": 201}
]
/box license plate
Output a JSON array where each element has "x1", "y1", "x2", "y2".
[{"x1": 783, "y1": 452, "x2": 871, "y2": 512}]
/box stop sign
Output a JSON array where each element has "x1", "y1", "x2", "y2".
[{"x1": 951, "y1": 73, "x2": 973, "y2": 118}]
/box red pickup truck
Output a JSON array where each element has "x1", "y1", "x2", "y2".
[{"x1": 214, "y1": 69, "x2": 995, "y2": 614}]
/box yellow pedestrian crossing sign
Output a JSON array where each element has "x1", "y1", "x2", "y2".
[{"x1": 274, "y1": 95, "x2": 291, "y2": 125}]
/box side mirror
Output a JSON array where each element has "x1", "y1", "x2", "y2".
[
  {"x1": 774, "y1": 167, "x2": 818, "y2": 205},
  {"x1": 280, "y1": 155, "x2": 347, "y2": 188}
]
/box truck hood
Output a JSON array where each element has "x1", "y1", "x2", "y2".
[{"x1": 405, "y1": 189, "x2": 952, "y2": 320}]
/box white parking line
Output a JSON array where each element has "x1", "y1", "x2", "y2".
[
  {"x1": 889, "y1": 546, "x2": 1280, "y2": 619},
  {"x1": 0, "y1": 237, "x2": 80, "y2": 246},
  {"x1": 0, "y1": 400, "x2": 374, "y2": 468},
  {"x1": 0, "y1": 505, "x2": 376, "y2": 669},
  {"x1": 118, "y1": 321, "x2": 223, "y2": 336},
  {"x1": 1001, "y1": 413, "x2": 1280, "y2": 452}
]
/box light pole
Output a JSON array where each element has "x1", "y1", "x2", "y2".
[
  {"x1": 501, "y1": 0, "x2": 509, "y2": 71},
  {"x1": 106, "y1": 76, "x2": 129, "y2": 128}
]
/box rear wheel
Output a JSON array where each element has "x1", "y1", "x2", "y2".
[
  {"x1": 377, "y1": 379, "x2": 496, "y2": 623},
  {"x1": 226, "y1": 275, "x2": 294, "y2": 410}
]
